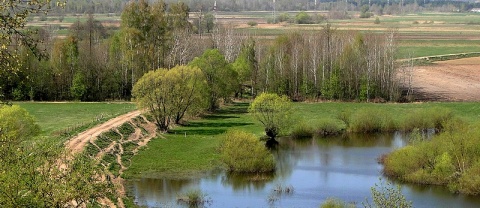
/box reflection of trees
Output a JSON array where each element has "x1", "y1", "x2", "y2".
[
  {"x1": 221, "y1": 172, "x2": 274, "y2": 191},
  {"x1": 127, "y1": 178, "x2": 197, "y2": 203}
]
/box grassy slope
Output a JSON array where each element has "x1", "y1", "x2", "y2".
[
  {"x1": 17, "y1": 102, "x2": 136, "y2": 136},
  {"x1": 123, "y1": 102, "x2": 264, "y2": 179},
  {"x1": 124, "y1": 101, "x2": 480, "y2": 179}
]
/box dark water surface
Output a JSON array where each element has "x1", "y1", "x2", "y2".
[{"x1": 127, "y1": 133, "x2": 480, "y2": 208}]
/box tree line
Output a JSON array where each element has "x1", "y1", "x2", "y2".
[
  {"x1": 51, "y1": 0, "x2": 480, "y2": 14},
  {"x1": 1, "y1": 0, "x2": 400, "y2": 103}
]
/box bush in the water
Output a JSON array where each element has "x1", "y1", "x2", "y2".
[
  {"x1": 383, "y1": 119, "x2": 480, "y2": 195},
  {"x1": 220, "y1": 130, "x2": 275, "y2": 173},
  {"x1": 176, "y1": 189, "x2": 211, "y2": 207},
  {"x1": 320, "y1": 198, "x2": 355, "y2": 208},
  {"x1": 364, "y1": 178, "x2": 412, "y2": 208}
]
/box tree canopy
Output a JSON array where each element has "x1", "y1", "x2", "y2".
[
  {"x1": 248, "y1": 92, "x2": 293, "y2": 139},
  {"x1": 132, "y1": 65, "x2": 207, "y2": 131},
  {"x1": 189, "y1": 49, "x2": 238, "y2": 111}
]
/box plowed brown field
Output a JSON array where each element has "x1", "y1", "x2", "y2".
[{"x1": 411, "y1": 57, "x2": 480, "y2": 101}]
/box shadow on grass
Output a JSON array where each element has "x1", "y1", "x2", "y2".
[
  {"x1": 202, "y1": 115, "x2": 240, "y2": 120},
  {"x1": 216, "y1": 102, "x2": 250, "y2": 115},
  {"x1": 184, "y1": 121, "x2": 252, "y2": 128},
  {"x1": 168, "y1": 128, "x2": 227, "y2": 136}
]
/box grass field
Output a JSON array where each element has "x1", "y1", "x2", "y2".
[
  {"x1": 124, "y1": 101, "x2": 480, "y2": 179},
  {"x1": 17, "y1": 102, "x2": 136, "y2": 136}
]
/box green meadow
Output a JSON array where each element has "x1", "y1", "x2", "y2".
[
  {"x1": 123, "y1": 101, "x2": 480, "y2": 179},
  {"x1": 17, "y1": 102, "x2": 135, "y2": 136}
]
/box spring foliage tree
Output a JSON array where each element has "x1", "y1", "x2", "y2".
[
  {"x1": 132, "y1": 65, "x2": 207, "y2": 131},
  {"x1": 248, "y1": 93, "x2": 292, "y2": 139},
  {"x1": 0, "y1": 105, "x2": 113, "y2": 207},
  {"x1": 189, "y1": 49, "x2": 238, "y2": 111},
  {"x1": 0, "y1": 0, "x2": 64, "y2": 101}
]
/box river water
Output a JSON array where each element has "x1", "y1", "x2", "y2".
[{"x1": 127, "y1": 133, "x2": 480, "y2": 208}]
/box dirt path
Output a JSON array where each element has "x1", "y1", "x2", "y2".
[
  {"x1": 65, "y1": 110, "x2": 141, "y2": 155},
  {"x1": 409, "y1": 57, "x2": 480, "y2": 101}
]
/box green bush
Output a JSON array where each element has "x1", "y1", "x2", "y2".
[
  {"x1": 348, "y1": 108, "x2": 395, "y2": 133},
  {"x1": 247, "y1": 21, "x2": 258, "y2": 27},
  {"x1": 320, "y1": 198, "x2": 355, "y2": 208},
  {"x1": 364, "y1": 179, "x2": 412, "y2": 208},
  {"x1": 313, "y1": 119, "x2": 344, "y2": 137},
  {"x1": 401, "y1": 107, "x2": 453, "y2": 132},
  {"x1": 220, "y1": 130, "x2": 275, "y2": 173},
  {"x1": 177, "y1": 189, "x2": 211, "y2": 207},
  {"x1": 383, "y1": 120, "x2": 480, "y2": 195}
]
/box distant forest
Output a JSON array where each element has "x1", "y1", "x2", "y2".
[{"x1": 54, "y1": 0, "x2": 480, "y2": 14}]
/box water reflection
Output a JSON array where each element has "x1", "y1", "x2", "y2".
[{"x1": 127, "y1": 133, "x2": 480, "y2": 208}]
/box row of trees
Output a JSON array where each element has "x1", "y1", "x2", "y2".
[
  {"x1": 50, "y1": 0, "x2": 479, "y2": 14},
  {"x1": 2, "y1": 0, "x2": 400, "y2": 103}
]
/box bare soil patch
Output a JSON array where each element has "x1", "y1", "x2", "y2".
[{"x1": 410, "y1": 57, "x2": 480, "y2": 101}]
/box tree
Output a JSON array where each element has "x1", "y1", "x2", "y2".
[
  {"x1": 0, "y1": 105, "x2": 113, "y2": 207},
  {"x1": 0, "y1": 0, "x2": 64, "y2": 101},
  {"x1": 132, "y1": 65, "x2": 207, "y2": 131},
  {"x1": 248, "y1": 93, "x2": 293, "y2": 141},
  {"x1": 189, "y1": 49, "x2": 237, "y2": 112},
  {"x1": 232, "y1": 38, "x2": 257, "y2": 97}
]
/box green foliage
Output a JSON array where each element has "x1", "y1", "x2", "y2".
[
  {"x1": 0, "y1": 105, "x2": 113, "y2": 207},
  {"x1": 248, "y1": 93, "x2": 293, "y2": 138},
  {"x1": 348, "y1": 108, "x2": 395, "y2": 133},
  {"x1": 374, "y1": 17, "x2": 381, "y2": 24},
  {"x1": 321, "y1": 198, "x2": 356, "y2": 208},
  {"x1": 118, "y1": 122, "x2": 136, "y2": 137},
  {"x1": 220, "y1": 130, "x2": 275, "y2": 173},
  {"x1": 295, "y1": 11, "x2": 313, "y2": 24},
  {"x1": 291, "y1": 121, "x2": 314, "y2": 139},
  {"x1": 364, "y1": 179, "x2": 412, "y2": 208},
  {"x1": 313, "y1": 118, "x2": 344, "y2": 137},
  {"x1": 189, "y1": 49, "x2": 237, "y2": 112},
  {"x1": 70, "y1": 72, "x2": 87, "y2": 101},
  {"x1": 247, "y1": 21, "x2": 258, "y2": 27},
  {"x1": 176, "y1": 189, "x2": 211, "y2": 207},
  {"x1": 384, "y1": 119, "x2": 480, "y2": 195},
  {"x1": 400, "y1": 107, "x2": 453, "y2": 131},
  {"x1": 132, "y1": 65, "x2": 207, "y2": 130},
  {"x1": 0, "y1": 105, "x2": 39, "y2": 141}
]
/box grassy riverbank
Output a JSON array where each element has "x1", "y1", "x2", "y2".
[{"x1": 123, "y1": 101, "x2": 480, "y2": 179}]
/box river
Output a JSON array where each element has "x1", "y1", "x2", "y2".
[{"x1": 127, "y1": 132, "x2": 480, "y2": 208}]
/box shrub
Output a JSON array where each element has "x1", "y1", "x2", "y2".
[
  {"x1": 348, "y1": 108, "x2": 395, "y2": 133},
  {"x1": 291, "y1": 122, "x2": 314, "y2": 139},
  {"x1": 458, "y1": 160, "x2": 480, "y2": 195},
  {"x1": 321, "y1": 198, "x2": 355, "y2": 208},
  {"x1": 364, "y1": 178, "x2": 412, "y2": 208},
  {"x1": 401, "y1": 107, "x2": 453, "y2": 132},
  {"x1": 220, "y1": 130, "x2": 275, "y2": 173},
  {"x1": 313, "y1": 119, "x2": 344, "y2": 137},
  {"x1": 374, "y1": 17, "x2": 380, "y2": 24},
  {"x1": 176, "y1": 189, "x2": 211, "y2": 207},
  {"x1": 247, "y1": 21, "x2": 258, "y2": 27}
]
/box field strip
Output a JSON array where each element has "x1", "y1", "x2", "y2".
[{"x1": 65, "y1": 110, "x2": 141, "y2": 155}]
